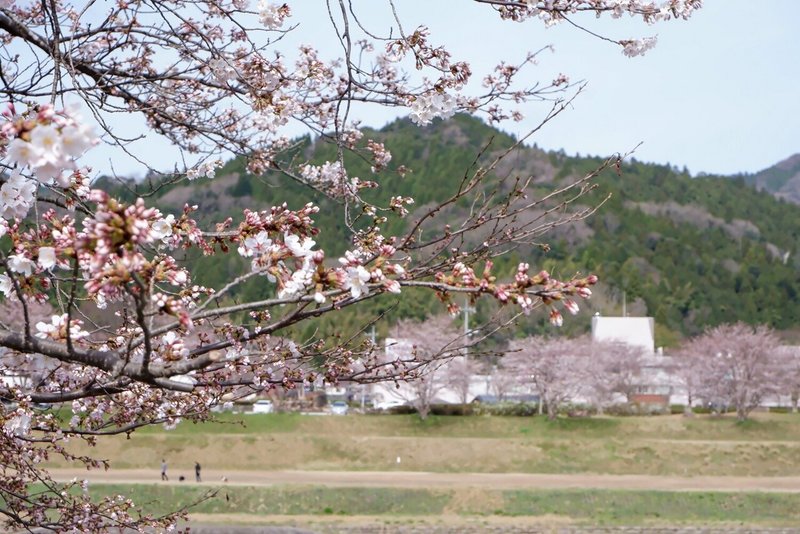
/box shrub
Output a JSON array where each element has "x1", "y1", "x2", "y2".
[
  {"x1": 385, "y1": 405, "x2": 416, "y2": 415},
  {"x1": 473, "y1": 402, "x2": 539, "y2": 417},
  {"x1": 430, "y1": 403, "x2": 475, "y2": 416},
  {"x1": 562, "y1": 403, "x2": 597, "y2": 417},
  {"x1": 606, "y1": 403, "x2": 668, "y2": 416},
  {"x1": 670, "y1": 404, "x2": 686, "y2": 415}
]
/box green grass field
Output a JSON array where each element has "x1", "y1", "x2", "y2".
[
  {"x1": 144, "y1": 410, "x2": 800, "y2": 445},
  {"x1": 134, "y1": 411, "x2": 800, "y2": 441},
  {"x1": 52, "y1": 412, "x2": 800, "y2": 477},
  {"x1": 87, "y1": 483, "x2": 800, "y2": 527},
  {"x1": 36, "y1": 412, "x2": 800, "y2": 527}
]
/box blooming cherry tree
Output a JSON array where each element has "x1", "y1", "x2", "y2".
[
  {"x1": 505, "y1": 335, "x2": 592, "y2": 420},
  {"x1": 446, "y1": 355, "x2": 482, "y2": 405},
  {"x1": 680, "y1": 323, "x2": 784, "y2": 421},
  {"x1": 388, "y1": 315, "x2": 464, "y2": 419},
  {"x1": 589, "y1": 340, "x2": 644, "y2": 407},
  {"x1": 0, "y1": 0, "x2": 700, "y2": 530}
]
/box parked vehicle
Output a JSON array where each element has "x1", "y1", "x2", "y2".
[
  {"x1": 330, "y1": 401, "x2": 349, "y2": 415},
  {"x1": 251, "y1": 399, "x2": 274, "y2": 414}
]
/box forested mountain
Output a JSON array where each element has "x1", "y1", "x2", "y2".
[
  {"x1": 100, "y1": 115, "x2": 800, "y2": 347},
  {"x1": 739, "y1": 154, "x2": 800, "y2": 205}
]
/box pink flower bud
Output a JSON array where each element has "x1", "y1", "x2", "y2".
[
  {"x1": 549, "y1": 308, "x2": 563, "y2": 327},
  {"x1": 563, "y1": 299, "x2": 579, "y2": 315}
]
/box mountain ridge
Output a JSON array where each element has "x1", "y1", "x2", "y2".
[
  {"x1": 98, "y1": 115, "x2": 800, "y2": 345},
  {"x1": 740, "y1": 153, "x2": 800, "y2": 204}
]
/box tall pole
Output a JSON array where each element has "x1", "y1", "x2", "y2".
[
  {"x1": 461, "y1": 296, "x2": 475, "y2": 360},
  {"x1": 462, "y1": 296, "x2": 475, "y2": 338},
  {"x1": 362, "y1": 325, "x2": 377, "y2": 411}
]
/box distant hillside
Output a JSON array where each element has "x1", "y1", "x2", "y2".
[
  {"x1": 741, "y1": 154, "x2": 800, "y2": 204},
  {"x1": 98, "y1": 115, "x2": 800, "y2": 346}
]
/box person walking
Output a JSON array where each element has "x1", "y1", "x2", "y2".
[
  {"x1": 195, "y1": 462, "x2": 201, "y2": 483},
  {"x1": 160, "y1": 459, "x2": 169, "y2": 481}
]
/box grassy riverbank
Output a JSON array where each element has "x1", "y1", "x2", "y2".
[
  {"x1": 49, "y1": 413, "x2": 800, "y2": 477},
  {"x1": 86, "y1": 483, "x2": 800, "y2": 527}
]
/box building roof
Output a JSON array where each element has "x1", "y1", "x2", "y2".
[{"x1": 591, "y1": 316, "x2": 655, "y2": 354}]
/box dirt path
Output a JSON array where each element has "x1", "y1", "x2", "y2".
[{"x1": 46, "y1": 468, "x2": 800, "y2": 492}]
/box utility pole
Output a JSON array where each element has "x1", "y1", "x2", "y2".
[
  {"x1": 362, "y1": 325, "x2": 377, "y2": 411},
  {"x1": 461, "y1": 296, "x2": 475, "y2": 338},
  {"x1": 461, "y1": 296, "x2": 475, "y2": 360}
]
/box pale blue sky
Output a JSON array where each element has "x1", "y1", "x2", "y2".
[
  {"x1": 333, "y1": 0, "x2": 800, "y2": 176},
  {"x1": 83, "y1": 1, "x2": 800, "y2": 177}
]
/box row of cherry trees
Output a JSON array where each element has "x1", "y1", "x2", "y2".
[
  {"x1": 500, "y1": 323, "x2": 798, "y2": 421},
  {"x1": 392, "y1": 322, "x2": 798, "y2": 423},
  {"x1": 381, "y1": 317, "x2": 643, "y2": 420},
  {"x1": 496, "y1": 335, "x2": 642, "y2": 419}
]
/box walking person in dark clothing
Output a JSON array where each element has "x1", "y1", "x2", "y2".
[
  {"x1": 195, "y1": 461, "x2": 201, "y2": 482},
  {"x1": 161, "y1": 459, "x2": 168, "y2": 481}
]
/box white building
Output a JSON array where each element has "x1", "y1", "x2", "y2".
[
  {"x1": 591, "y1": 315, "x2": 655, "y2": 354},
  {"x1": 368, "y1": 338, "x2": 493, "y2": 407}
]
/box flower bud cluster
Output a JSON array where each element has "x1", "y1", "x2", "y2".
[{"x1": 436, "y1": 260, "x2": 598, "y2": 326}]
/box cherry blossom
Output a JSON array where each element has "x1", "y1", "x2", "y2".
[
  {"x1": 35, "y1": 314, "x2": 89, "y2": 341},
  {"x1": 344, "y1": 265, "x2": 371, "y2": 299},
  {"x1": 208, "y1": 58, "x2": 238, "y2": 84},
  {"x1": 239, "y1": 230, "x2": 274, "y2": 258},
  {"x1": 258, "y1": 2, "x2": 290, "y2": 30},
  {"x1": 1, "y1": 106, "x2": 97, "y2": 192},
  {"x1": 0, "y1": 173, "x2": 36, "y2": 219},
  {"x1": 37, "y1": 247, "x2": 56, "y2": 270},
  {"x1": 409, "y1": 91, "x2": 457, "y2": 126},
  {"x1": 3, "y1": 412, "x2": 31, "y2": 437},
  {"x1": 151, "y1": 215, "x2": 176, "y2": 241},
  {"x1": 187, "y1": 159, "x2": 223, "y2": 180},
  {"x1": 6, "y1": 138, "x2": 41, "y2": 167},
  {"x1": 621, "y1": 36, "x2": 659, "y2": 57},
  {"x1": 7, "y1": 253, "x2": 34, "y2": 276},
  {"x1": 284, "y1": 233, "x2": 316, "y2": 258}
]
